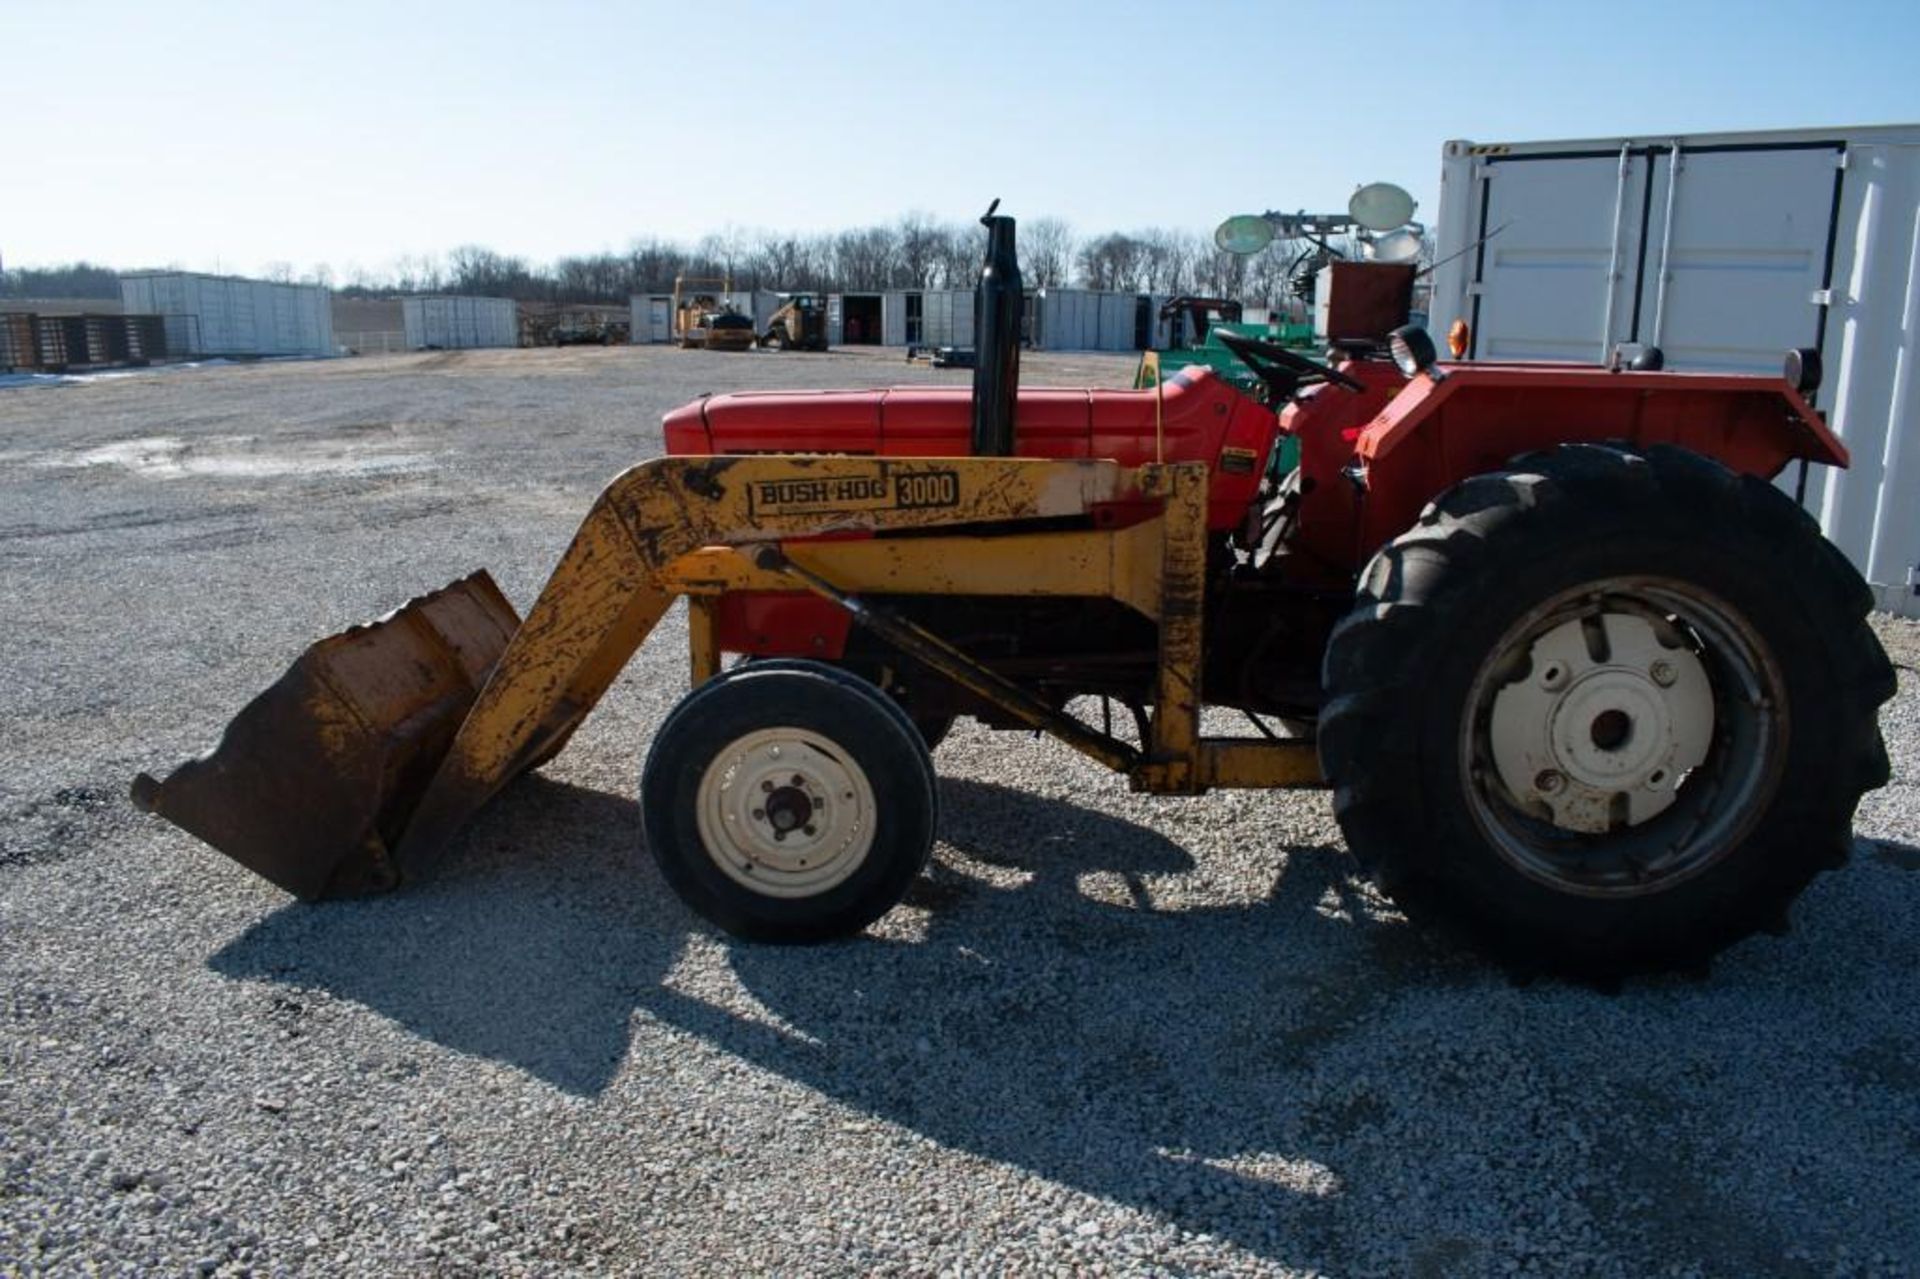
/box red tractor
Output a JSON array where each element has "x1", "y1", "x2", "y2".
[
  {"x1": 137, "y1": 211, "x2": 1893, "y2": 982},
  {"x1": 651, "y1": 219, "x2": 1891, "y2": 979}
]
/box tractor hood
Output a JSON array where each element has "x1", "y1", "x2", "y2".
[
  {"x1": 659, "y1": 370, "x2": 1279, "y2": 532},
  {"x1": 662, "y1": 370, "x2": 1254, "y2": 462}
]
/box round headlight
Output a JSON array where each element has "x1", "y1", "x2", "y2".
[
  {"x1": 1388, "y1": 324, "x2": 1437, "y2": 377},
  {"x1": 1785, "y1": 347, "x2": 1822, "y2": 396}
]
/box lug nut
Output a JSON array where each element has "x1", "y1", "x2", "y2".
[
  {"x1": 752, "y1": 808, "x2": 766, "y2": 821},
  {"x1": 760, "y1": 779, "x2": 774, "y2": 793},
  {"x1": 1650, "y1": 660, "x2": 1676, "y2": 687},
  {"x1": 791, "y1": 774, "x2": 805, "y2": 786},
  {"x1": 773, "y1": 830, "x2": 786, "y2": 842},
  {"x1": 1535, "y1": 769, "x2": 1566, "y2": 795},
  {"x1": 811, "y1": 796, "x2": 824, "y2": 809},
  {"x1": 803, "y1": 825, "x2": 816, "y2": 836}
]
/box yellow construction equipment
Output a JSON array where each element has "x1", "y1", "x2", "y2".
[
  {"x1": 671, "y1": 274, "x2": 755, "y2": 351},
  {"x1": 757, "y1": 293, "x2": 829, "y2": 350}
]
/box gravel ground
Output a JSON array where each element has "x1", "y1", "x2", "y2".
[{"x1": 1, "y1": 345, "x2": 1916, "y2": 1277}]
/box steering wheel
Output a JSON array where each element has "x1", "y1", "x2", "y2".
[{"x1": 1216, "y1": 331, "x2": 1365, "y2": 399}]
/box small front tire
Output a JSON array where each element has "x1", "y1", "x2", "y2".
[{"x1": 641, "y1": 661, "x2": 937, "y2": 941}]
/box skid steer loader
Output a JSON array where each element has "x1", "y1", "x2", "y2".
[
  {"x1": 134, "y1": 207, "x2": 1894, "y2": 980},
  {"x1": 758, "y1": 293, "x2": 829, "y2": 351}
]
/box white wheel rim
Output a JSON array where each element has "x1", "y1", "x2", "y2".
[
  {"x1": 1488, "y1": 611, "x2": 1714, "y2": 832},
  {"x1": 694, "y1": 727, "x2": 877, "y2": 899},
  {"x1": 1461, "y1": 578, "x2": 1785, "y2": 898}
]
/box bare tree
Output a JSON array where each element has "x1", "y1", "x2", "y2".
[
  {"x1": 627, "y1": 239, "x2": 688, "y2": 294},
  {"x1": 390, "y1": 253, "x2": 445, "y2": 294},
  {"x1": 1076, "y1": 233, "x2": 1145, "y2": 292},
  {"x1": 895, "y1": 212, "x2": 944, "y2": 289},
  {"x1": 0, "y1": 261, "x2": 123, "y2": 299},
  {"x1": 831, "y1": 226, "x2": 899, "y2": 291},
  {"x1": 1019, "y1": 217, "x2": 1074, "y2": 288},
  {"x1": 192, "y1": 208, "x2": 1295, "y2": 306},
  {"x1": 693, "y1": 233, "x2": 739, "y2": 284},
  {"x1": 933, "y1": 221, "x2": 980, "y2": 289},
  {"x1": 749, "y1": 232, "x2": 810, "y2": 293}
]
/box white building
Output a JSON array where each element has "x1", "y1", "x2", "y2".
[
  {"x1": 401, "y1": 296, "x2": 518, "y2": 350},
  {"x1": 1031, "y1": 289, "x2": 1173, "y2": 352},
  {"x1": 119, "y1": 272, "x2": 333, "y2": 357}
]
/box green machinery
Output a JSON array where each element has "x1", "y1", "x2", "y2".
[
  {"x1": 1133, "y1": 315, "x2": 1317, "y2": 395},
  {"x1": 1132, "y1": 303, "x2": 1315, "y2": 477}
]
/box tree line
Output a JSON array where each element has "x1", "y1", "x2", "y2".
[{"x1": 5, "y1": 213, "x2": 1360, "y2": 307}]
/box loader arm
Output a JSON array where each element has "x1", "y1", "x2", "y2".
[
  {"x1": 395, "y1": 454, "x2": 1139, "y2": 872},
  {"x1": 135, "y1": 454, "x2": 1148, "y2": 898}
]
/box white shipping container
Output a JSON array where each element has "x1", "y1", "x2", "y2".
[
  {"x1": 1035, "y1": 289, "x2": 1089, "y2": 350},
  {"x1": 401, "y1": 295, "x2": 518, "y2": 350},
  {"x1": 629, "y1": 294, "x2": 676, "y2": 343},
  {"x1": 1035, "y1": 288, "x2": 1154, "y2": 351},
  {"x1": 835, "y1": 293, "x2": 886, "y2": 345},
  {"x1": 1100, "y1": 293, "x2": 1132, "y2": 350},
  {"x1": 1147, "y1": 294, "x2": 1176, "y2": 350},
  {"x1": 919, "y1": 289, "x2": 974, "y2": 347},
  {"x1": 751, "y1": 290, "x2": 784, "y2": 333},
  {"x1": 882, "y1": 291, "x2": 908, "y2": 347},
  {"x1": 1429, "y1": 124, "x2": 1920, "y2": 616},
  {"x1": 119, "y1": 272, "x2": 333, "y2": 357}
]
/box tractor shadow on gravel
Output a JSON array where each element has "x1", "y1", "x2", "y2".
[
  {"x1": 210, "y1": 775, "x2": 685, "y2": 1096},
  {"x1": 641, "y1": 775, "x2": 1490, "y2": 1265},
  {"x1": 209, "y1": 774, "x2": 1920, "y2": 1273}
]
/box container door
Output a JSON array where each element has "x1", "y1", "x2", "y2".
[
  {"x1": 1469, "y1": 150, "x2": 1650, "y2": 361},
  {"x1": 1799, "y1": 138, "x2": 1920, "y2": 609},
  {"x1": 904, "y1": 293, "x2": 923, "y2": 346},
  {"x1": 1632, "y1": 145, "x2": 1843, "y2": 374}
]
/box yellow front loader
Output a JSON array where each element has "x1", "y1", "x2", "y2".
[{"x1": 133, "y1": 455, "x2": 1316, "y2": 915}]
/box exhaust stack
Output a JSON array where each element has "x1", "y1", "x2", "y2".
[{"x1": 971, "y1": 200, "x2": 1022, "y2": 456}]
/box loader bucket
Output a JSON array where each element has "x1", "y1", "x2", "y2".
[{"x1": 130, "y1": 571, "x2": 522, "y2": 900}]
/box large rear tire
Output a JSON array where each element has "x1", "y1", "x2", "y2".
[
  {"x1": 641, "y1": 660, "x2": 937, "y2": 941},
  {"x1": 1319, "y1": 444, "x2": 1894, "y2": 979}
]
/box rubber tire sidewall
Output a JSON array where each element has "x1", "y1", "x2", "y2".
[
  {"x1": 738, "y1": 657, "x2": 951, "y2": 777},
  {"x1": 641, "y1": 662, "x2": 936, "y2": 942}
]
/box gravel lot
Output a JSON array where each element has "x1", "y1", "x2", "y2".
[{"x1": 2, "y1": 345, "x2": 1916, "y2": 1277}]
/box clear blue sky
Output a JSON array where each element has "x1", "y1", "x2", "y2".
[{"x1": 5, "y1": 0, "x2": 1917, "y2": 276}]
